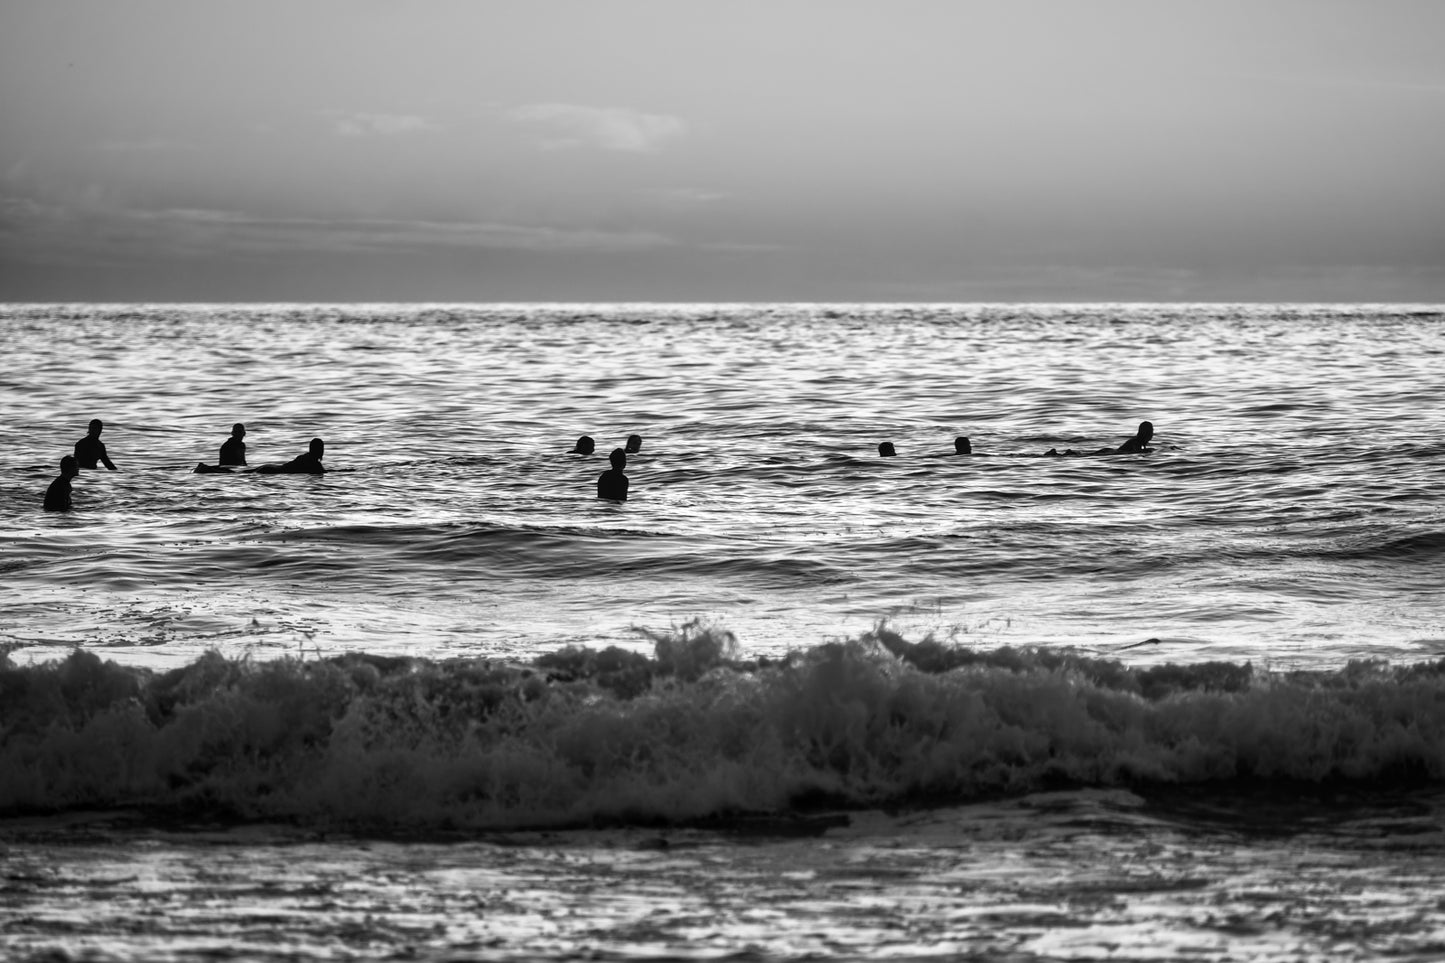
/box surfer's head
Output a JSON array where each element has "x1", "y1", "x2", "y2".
[
  {"x1": 625, "y1": 433, "x2": 642, "y2": 453},
  {"x1": 59, "y1": 455, "x2": 79, "y2": 477},
  {"x1": 571, "y1": 435, "x2": 595, "y2": 455},
  {"x1": 609, "y1": 448, "x2": 627, "y2": 470},
  {"x1": 954, "y1": 435, "x2": 971, "y2": 455},
  {"x1": 309, "y1": 437, "x2": 324, "y2": 458},
  {"x1": 878, "y1": 441, "x2": 896, "y2": 457},
  {"x1": 231, "y1": 423, "x2": 246, "y2": 438},
  {"x1": 1136, "y1": 421, "x2": 1154, "y2": 443},
  {"x1": 87, "y1": 419, "x2": 103, "y2": 436}
]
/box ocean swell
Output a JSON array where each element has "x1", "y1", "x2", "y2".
[{"x1": 3, "y1": 625, "x2": 1442, "y2": 833}]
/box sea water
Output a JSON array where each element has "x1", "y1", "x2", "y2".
[{"x1": 2, "y1": 303, "x2": 1444, "y2": 961}]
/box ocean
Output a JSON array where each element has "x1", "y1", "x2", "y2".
[{"x1": 2, "y1": 303, "x2": 1444, "y2": 961}]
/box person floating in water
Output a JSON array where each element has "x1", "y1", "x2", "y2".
[
  {"x1": 927, "y1": 436, "x2": 973, "y2": 458},
  {"x1": 1046, "y1": 420, "x2": 1155, "y2": 457},
  {"x1": 1113, "y1": 420, "x2": 1154, "y2": 453},
  {"x1": 43, "y1": 455, "x2": 80, "y2": 511},
  {"x1": 255, "y1": 437, "x2": 325, "y2": 474},
  {"x1": 878, "y1": 441, "x2": 896, "y2": 457},
  {"x1": 195, "y1": 422, "x2": 249, "y2": 473},
  {"x1": 74, "y1": 419, "x2": 117, "y2": 470},
  {"x1": 624, "y1": 433, "x2": 643, "y2": 454},
  {"x1": 219, "y1": 423, "x2": 247, "y2": 466},
  {"x1": 597, "y1": 448, "x2": 629, "y2": 501},
  {"x1": 571, "y1": 435, "x2": 596, "y2": 455}
]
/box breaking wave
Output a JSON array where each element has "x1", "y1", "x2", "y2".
[{"x1": 3, "y1": 624, "x2": 1443, "y2": 833}]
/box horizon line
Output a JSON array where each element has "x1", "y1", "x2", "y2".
[{"x1": 5, "y1": 299, "x2": 1444, "y2": 309}]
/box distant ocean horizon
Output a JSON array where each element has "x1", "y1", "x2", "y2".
[{"x1": 3, "y1": 301, "x2": 1444, "y2": 961}]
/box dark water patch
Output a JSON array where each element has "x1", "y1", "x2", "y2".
[
  {"x1": 238, "y1": 520, "x2": 850, "y2": 587},
  {"x1": 1141, "y1": 783, "x2": 1445, "y2": 842},
  {"x1": 1328, "y1": 531, "x2": 1445, "y2": 562}
]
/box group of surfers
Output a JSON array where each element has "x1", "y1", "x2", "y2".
[
  {"x1": 43, "y1": 420, "x2": 329, "y2": 512},
  {"x1": 876, "y1": 420, "x2": 1155, "y2": 458},
  {"x1": 41, "y1": 420, "x2": 643, "y2": 510},
  {"x1": 570, "y1": 434, "x2": 641, "y2": 502},
  {"x1": 41, "y1": 418, "x2": 1156, "y2": 512}
]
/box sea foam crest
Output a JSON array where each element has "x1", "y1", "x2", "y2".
[{"x1": 2, "y1": 625, "x2": 1443, "y2": 832}]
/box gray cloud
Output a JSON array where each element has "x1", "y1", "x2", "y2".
[
  {"x1": 508, "y1": 103, "x2": 686, "y2": 153},
  {"x1": 0, "y1": 198, "x2": 674, "y2": 266},
  {"x1": 639, "y1": 187, "x2": 729, "y2": 206},
  {"x1": 97, "y1": 137, "x2": 203, "y2": 153},
  {"x1": 327, "y1": 112, "x2": 440, "y2": 137}
]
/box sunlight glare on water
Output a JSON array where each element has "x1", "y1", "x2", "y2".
[{"x1": 2, "y1": 303, "x2": 1443, "y2": 672}]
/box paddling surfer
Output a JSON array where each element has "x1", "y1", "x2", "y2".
[
  {"x1": 1113, "y1": 420, "x2": 1154, "y2": 454},
  {"x1": 255, "y1": 437, "x2": 326, "y2": 474},
  {"x1": 1046, "y1": 421, "x2": 1155, "y2": 457}
]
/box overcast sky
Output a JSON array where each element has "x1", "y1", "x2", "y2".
[{"x1": 3, "y1": 0, "x2": 1443, "y2": 302}]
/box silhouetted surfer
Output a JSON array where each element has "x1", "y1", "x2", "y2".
[
  {"x1": 927, "y1": 436, "x2": 973, "y2": 458},
  {"x1": 219, "y1": 423, "x2": 247, "y2": 466},
  {"x1": 1113, "y1": 420, "x2": 1154, "y2": 453},
  {"x1": 43, "y1": 455, "x2": 79, "y2": 511},
  {"x1": 878, "y1": 441, "x2": 896, "y2": 457},
  {"x1": 1046, "y1": 421, "x2": 1155, "y2": 457},
  {"x1": 195, "y1": 422, "x2": 249, "y2": 473},
  {"x1": 597, "y1": 448, "x2": 629, "y2": 501},
  {"x1": 625, "y1": 433, "x2": 643, "y2": 454},
  {"x1": 255, "y1": 437, "x2": 325, "y2": 474},
  {"x1": 74, "y1": 419, "x2": 116, "y2": 470},
  {"x1": 571, "y1": 435, "x2": 595, "y2": 455}
]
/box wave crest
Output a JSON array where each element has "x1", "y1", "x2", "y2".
[{"x1": 3, "y1": 629, "x2": 1443, "y2": 831}]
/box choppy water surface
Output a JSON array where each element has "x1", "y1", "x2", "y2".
[
  {"x1": 5, "y1": 787, "x2": 1444, "y2": 963},
  {"x1": 3, "y1": 303, "x2": 1443, "y2": 668},
  {"x1": 3, "y1": 303, "x2": 1444, "y2": 961}
]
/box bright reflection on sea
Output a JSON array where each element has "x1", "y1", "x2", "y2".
[{"x1": 2, "y1": 303, "x2": 1443, "y2": 672}]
